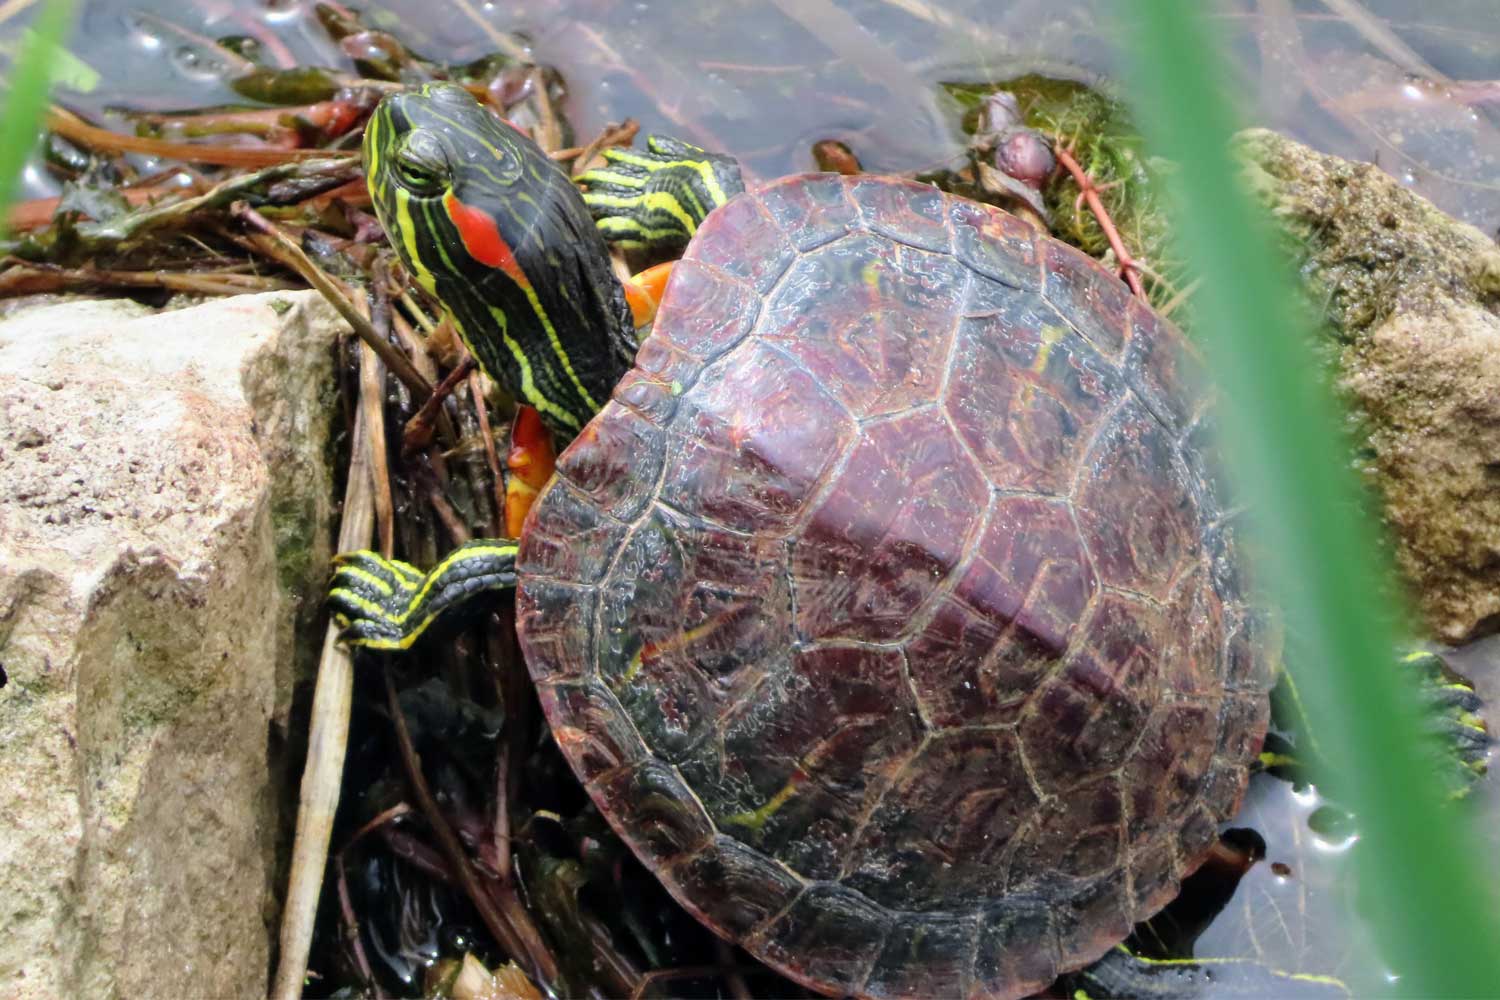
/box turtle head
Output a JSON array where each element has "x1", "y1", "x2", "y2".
[{"x1": 363, "y1": 82, "x2": 635, "y2": 438}]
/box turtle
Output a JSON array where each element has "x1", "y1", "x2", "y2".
[{"x1": 326, "y1": 82, "x2": 1476, "y2": 999}]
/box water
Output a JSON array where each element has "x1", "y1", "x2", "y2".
[{"x1": 11, "y1": 1, "x2": 1500, "y2": 233}]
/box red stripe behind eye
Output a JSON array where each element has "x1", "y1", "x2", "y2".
[{"x1": 443, "y1": 190, "x2": 531, "y2": 289}]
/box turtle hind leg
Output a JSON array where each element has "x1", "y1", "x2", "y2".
[
  {"x1": 1403, "y1": 649, "x2": 1491, "y2": 795},
  {"x1": 577, "y1": 135, "x2": 745, "y2": 252},
  {"x1": 1270, "y1": 648, "x2": 1490, "y2": 796},
  {"x1": 328, "y1": 540, "x2": 519, "y2": 651}
]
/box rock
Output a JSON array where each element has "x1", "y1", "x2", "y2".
[
  {"x1": 1238, "y1": 128, "x2": 1500, "y2": 643},
  {"x1": 0, "y1": 291, "x2": 344, "y2": 999}
]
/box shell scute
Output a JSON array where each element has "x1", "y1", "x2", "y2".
[
  {"x1": 751, "y1": 883, "x2": 893, "y2": 997},
  {"x1": 652, "y1": 257, "x2": 760, "y2": 359},
  {"x1": 756, "y1": 173, "x2": 861, "y2": 251},
  {"x1": 1042, "y1": 239, "x2": 1131, "y2": 359},
  {"x1": 538, "y1": 680, "x2": 650, "y2": 778},
  {"x1": 973, "y1": 898, "x2": 1060, "y2": 999},
  {"x1": 761, "y1": 233, "x2": 966, "y2": 420},
  {"x1": 945, "y1": 279, "x2": 1122, "y2": 496},
  {"x1": 515, "y1": 480, "x2": 627, "y2": 585},
  {"x1": 659, "y1": 339, "x2": 857, "y2": 533},
  {"x1": 589, "y1": 758, "x2": 716, "y2": 868},
  {"x1": 684, "y1": 192, "x2": 794, "y2": 293},
  {"x1": 1122, "y1": 296, "x2": 1207, "y2": 434},
  {"x1": 1124, "y1": 701, "x2": 1220, "y2": 825},
  {"x1": 611, "y1": 368, "x2": 679, "y2": 425},
  {"x1": 949, "y1": 197, "x2": 1042, "y2": 291},
  {"x1": 905, "y1": 496, "x2": 1096, "y2": 729},
  {"x1": 559, "y1": 403, "x2": 665, "y2": 522},
  {"x1": 598, "y1": 506, "x2": 789, "y2": 761},
  {"x1": 851, "y1": 175, "x2": 953, "y2": 254},
  {"x1": 515, "y1": 579, "x2": 596, "y2": 682},
  {"x1": 1070, "y1": 398, "x2": 1201, "y2": 600},
  {"x1": 666, "y1": 833, "x2": 806, "y2": 940},
  {"x1": 842, "y1": 730, "x2": 1039, "y2": 911},
  {"x1": 1007, "y1": 776, "x2": 1125, "y2": 884},
  {"x1": 791, "y1": 408, "x2": 988, "y2": 643},
  {"x1": 865, "y1": 912, "x2": 979, "y2": 1000},
  {"x1": 718, "y1": 644, "x2": 924, "y2": 811},
  {"x1": 1053, "y1": 876, "x2": 1135, "y2": 968}
]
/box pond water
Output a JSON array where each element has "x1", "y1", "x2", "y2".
[
  {"x1": 18, "y1": 0, "x2": 1500, "y2": 235},
  {"x1": 5, "y1": 0, "x2": 1496, "y2": 996}
]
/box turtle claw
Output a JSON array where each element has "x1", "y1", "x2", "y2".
[
  {"x1": 328, "y1": 550, "x2": 424, "y2": 650},
  {"x1": 577, "y1": 134, "x2": 744, "y2": 251},
  {"x1": 326, "y1": 542, "x2": 522, "y2": 652}
]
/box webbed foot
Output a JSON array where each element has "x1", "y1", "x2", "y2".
[
  {"x1": 328, "y1": 541, "x2": 519, "y2": 651},
  {"x1": 577, "y1": 135, "x2": 744, "y2": 251}
]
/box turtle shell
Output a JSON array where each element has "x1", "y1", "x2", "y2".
[{"x1": 515, "y1": 174, "x2": 1272, "y2": 999}]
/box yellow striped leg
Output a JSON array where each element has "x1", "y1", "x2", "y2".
[
  {"x1": 577, "y1": 134, "x2": 744, "y2": 251},
  {"x1": 328, "y1": 540, "x2": 518, "y2": 651}
]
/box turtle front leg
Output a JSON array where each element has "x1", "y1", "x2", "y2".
[
  {"x1": 328, "y1": 540, "x2": 518, "y2": 650},
  {"x1": 577, "y1": 135, "x2": 745, "y2": 251}
]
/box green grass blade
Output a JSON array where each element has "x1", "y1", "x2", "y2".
[
  {"x1": 1115, "y1": 2, "x2": 1500, "y2": 994},
  {"x1": 0, "y1": 0, "x2": 79, "y2": 236}
]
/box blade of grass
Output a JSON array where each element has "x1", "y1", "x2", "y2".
[
  {"x1": 0, "y1": 0, "x2": 77, "y2": 237},
  {"x1": 1115, "y1": 3, "x2": 1500, "y2": 995}
]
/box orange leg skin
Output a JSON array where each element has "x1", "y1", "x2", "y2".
[
  {"x1": 623, "y1": 260, "x2": 676, "y2": 328},
  {"x1": 504, "y1": 405, "x2": 556, "y2": 537}
]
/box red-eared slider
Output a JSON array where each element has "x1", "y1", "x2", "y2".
[{"x1": 332, "y1": 82, "x2": 1273, "y2": 999}]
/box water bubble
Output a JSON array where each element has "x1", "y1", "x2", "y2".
[
  {"x1": 123, "y1": 12, "x2": 162, "y2": 52},
  {"x1": 171, "y1": 45, "x2": 229, "y2": 83}
]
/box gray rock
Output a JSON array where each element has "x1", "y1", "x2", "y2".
[
  {"x1": 1239, "y1": 128, "x2": 1500, "y2": 643},
  {"x1": 0, "y1": 290, "x2": 343, "y2": 999}
]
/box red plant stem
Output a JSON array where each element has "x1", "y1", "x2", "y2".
[{"x1": 1052, "y1": 143, "x2": 1148, "y2": 300}]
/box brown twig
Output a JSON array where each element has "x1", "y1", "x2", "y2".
[
  {"x1": 381, "y1": 668, "x2": 560, "y2": 988},
  {"x1": 33, "y1": 157, "x2": 355, "y2": 248},
  {"x1": 231, "y1": 203, "x2": 436, "y2": 401},
  {"x1": 8, "y1": 185, "x2": 176, "y2": 232},
  {"x1": 271, "y1": 344, "x2": 380, "y2": 1000},
  {"x1": 468, "y1": 369, "x2": 507, "y2": 532},
  {"x1": 425, "y1": 480, "x2": 472, "y2": 546},
  {"x1": 715, "y1": 939, "x2": 753, "y2": 1000},
  {"x1": 48, "y1": 106, "x2": 339, "y2": 167},
  {"x1": 360, "y1": 341, "x2": 396, "y2": 557},
  {"x1": 0, "y1": 263, "x2": 294, "y2": 297},
  {"x1": 527, "y1": 66, "x2": 564, "y2": 155},
  {"x1": 402, "y1": 356, "x2": 476, "y2": 455},
  {"x1": 333, "y1": 803, "x2": 413, "y2": 998},
  {"x1": 559, "y1": 119, "x2": 641, "y2": 176},
  {"x1": 1051, "y1": 143, "x2": 1148, "y2": 301},
  {"x1": 334, "y1": 850, "x2": 384, "y2": 998}
]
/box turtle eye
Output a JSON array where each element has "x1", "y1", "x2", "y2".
[{"x1": 393, "y1": 130, "x2": 450, "y2": 195}]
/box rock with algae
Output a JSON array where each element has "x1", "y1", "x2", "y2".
[
  {"x1": 0, "y1": 290, "x2": 343, "y2": 999},
  {"x1": 1238, "y1": 128, "x2": 1500, "y2": 643}
]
